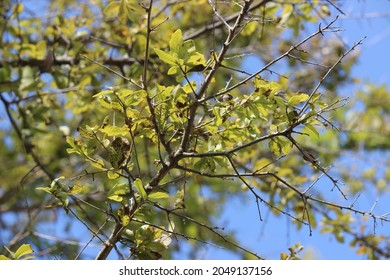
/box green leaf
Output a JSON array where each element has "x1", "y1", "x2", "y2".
[
  {"x1": 182, "y1": 40, "x2": 196, "y2": 56},
  {"x1": 169, "y1": 29, "x2": 183, "y2": 55},
  {"x1": 154, "y1": 49, "x2": 181, "y2": 66},
  {"x1": 134, "y1": 178, "x2": 147, "y2": 200},
  {"x1": 77, "y1": 126, "x2": 94, "y2": 139},
  {"x1": 92, "y1": 89, "x2": 114, "y2": 98},
  {"x1": 279, "y1": 138, "x2": 291, "y2": 155},
  {"x1": 0, "y1": 255, "x2": 11, "y2": 260},
  {"x1": 107, "y1": 183, "x2": 128, "y2": 202},
  {"x1": 14, "y1": 244, "x2": 34, "y2": 260},
  {"x1": 304, "y1": 123, "x2": 319, "y2": 139},
  {"x1": 269, "y1": 138, "x2": 282, "y2": 156},
  {"x1": 36, "y1": 187, "x2": 52, "y2": 194},
  {"x1": 168, "y1": 66, "x2": 179, "y2": 75},
  {"x1": 118, "y1": 0, "x2": 128, "y2": 23},
  {"x1": 148, "y1": 192, "x2": 169, "y2": 200},
  {"x1": 288, "y1": 93, "x2": 309, "y2": 107}
]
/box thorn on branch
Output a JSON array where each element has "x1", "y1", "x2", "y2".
[{"x1": 318, "y1": 23, "x2": 323, "y2": 36}]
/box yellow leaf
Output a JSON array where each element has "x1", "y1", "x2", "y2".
[
  {"x1": 66, "y1": 184, "x2": 84, "y2": 195},
  {"x1": 14, "y1": 244, "x2": 34, "y2": 260},
  {"x1": 288, "y1": 93, "x2": 309, "y2": 107},
  {"x1": 107, "y1": 170, "x2": 120, "y2": 179}
]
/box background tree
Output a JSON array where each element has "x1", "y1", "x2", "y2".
[{"x1": 0, "y1": 0, "x2": 389, "y2": 260}]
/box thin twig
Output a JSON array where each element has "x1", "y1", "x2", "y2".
[
  {"x1": 208, "y1": 0, "x2": 232, "y2": 31},
  {"x1": 81, "y1": 54, "x2": 141, "y2": 89},
  {"x1": 298, "y1": 36, "x2": 366, "y2": 117}
]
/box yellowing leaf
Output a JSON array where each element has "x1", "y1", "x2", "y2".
[
  {"x1": 186, "y1": 52, "x2": 206, "y2": 67},
  {"x1": 121, "y1": 214, "x2": 130, "y2": 226},
  {"x1": 100, "y1": 124, "x2": 129, "y2": 136},
  {"x1": 66, "y1": 184, "x2": 83, "y2": 195}
]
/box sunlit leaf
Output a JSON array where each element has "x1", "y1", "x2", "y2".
[
  {"x1": 107, "y1": 183, "x2": 128, "y2": 202},
  {"x1": 134, "y1": 178, "x2": 147, "y2": 201},
  {"x1": 148, "y1": 192, "x2": 169, "y2": 200},
  {"x1": 100, "y1": 124, "x2": 129, "y2": 136},
  {"x1": 66, "y1": 184, "x2": 84, "y2": 195},
  {"x1": 14, "y1": 244, "x2": 34, "y2": 260},
  {"x1": 154, "y1": 49, "x2": 178, "y2": 66},
  {"x1": 107, "y1": 170, "x2": 120, "y2": 179},
  {"x1": 169, "y1": 29, "x2": 183, "y2": 55},
  {"x1": 288, "y1": 93, "x2": 309, "y2": 107}
]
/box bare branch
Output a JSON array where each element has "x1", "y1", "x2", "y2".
[{"x1": 201, "y1": 16, "x2": 341, "y2": 103}]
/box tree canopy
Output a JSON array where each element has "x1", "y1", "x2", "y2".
[{"x1": 0, "y1": 0, "x2": 389, "y2": 260}]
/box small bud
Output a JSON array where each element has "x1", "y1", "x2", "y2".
[{"x1": 218, "y1": 94, "x2": 233, "y2": 102}]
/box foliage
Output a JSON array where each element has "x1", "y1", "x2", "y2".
[
  {"x1": 0, "y1": 0, "x2": 389, "y2": 260},
  {"x1": 0, "y1": 244, "x2": 34, "y2": 260}
]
